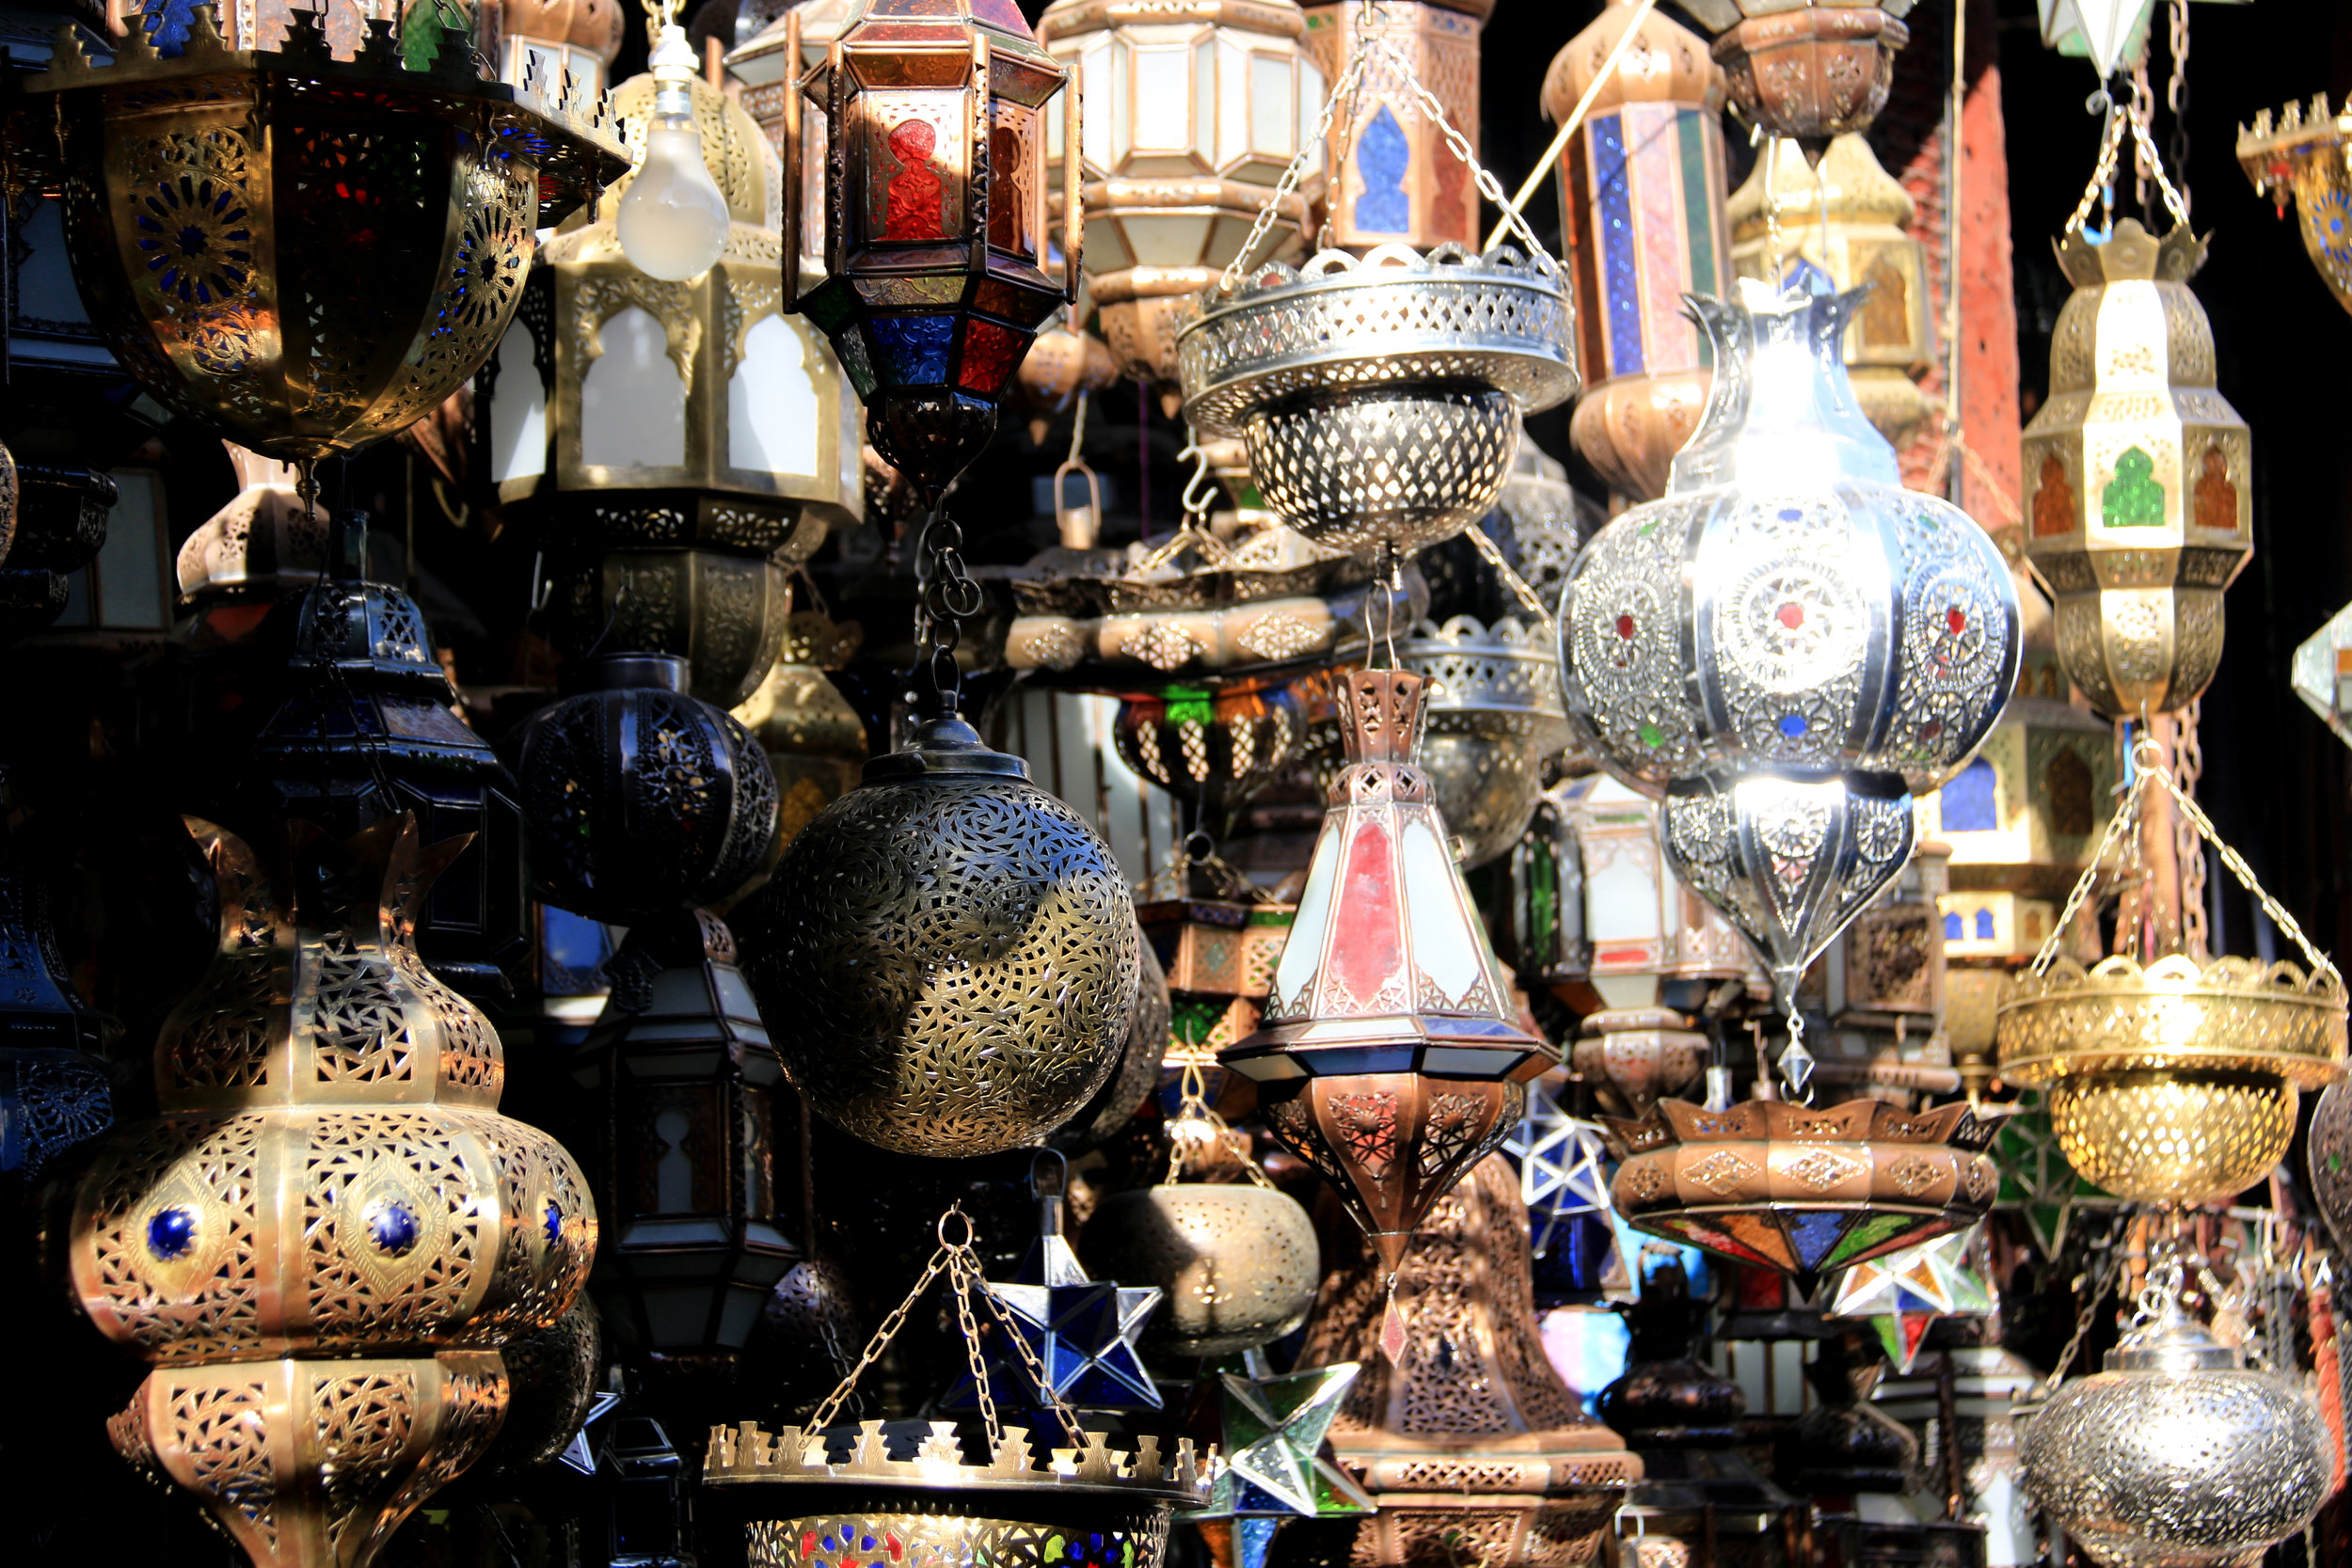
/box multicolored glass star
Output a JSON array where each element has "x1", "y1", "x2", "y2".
[
  {"x1": 1829, "y1": 1227, "x2": 1994, "y2": 1372},
  {"x1": 1502, "y1": 1080, "x2": 1613, "y2": 1256}
]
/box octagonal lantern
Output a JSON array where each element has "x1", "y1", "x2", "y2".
[
  {"x1": 1300, "y1": 0, "x2": 1488, "y2": 250},
  {"x1": 2020, "y1": 219, "x2": 2251, "y2": 721}
]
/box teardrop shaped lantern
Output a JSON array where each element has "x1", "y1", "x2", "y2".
[
  {"x1": 1224, "y1": 668, "x2": 1555, "y2": 1272},
  {"x1": 1560, "y1": 279, "x2": 2020, "y2": 1039}
]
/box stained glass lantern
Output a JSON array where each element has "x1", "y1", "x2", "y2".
[
  {"x1": 490, "y1": 0, "x2": 625, "y2": 107},
  {"x1": 0, "y1": 463, "x2": 113, "y2": 641},
  {"x1": 2239, "y1": 96, "x2": 2352, "y2": 316},
  {"x1": 68, "y1": 816, "x2": 596, "y2": 1565},
  {"x1": 1597, "y1": 1097, "x2": 1997, "y2": 1294},
  {"x1": 1227, "y1": 669, "x2": 1555, "y2": 1273},
  {"x1": 1112, "y1": 678, "x2": 1303, "y2": 829},
  {"x1": 1559, "y1": 280, "x2": 2019, "y2": 1026},
  {"x1": 1297, "y1": 0, "x2": 1488, "y2": 251},
  {"x1": 1547, "y1": 0, "x2": 1732, "y2": 504},
  {"x1": 0, "y1": 824, "x2": 111, "y2": 1191},
  {"x1": 2020, "y1": 219, "x2": 2251, "y2": 721},
  {"x1": 1038, "y1": 0, "x2": 1325, "y2": 402},
  {"x1": 732, "y1": 0, "x2": 861, "y2": 287},
  {"x1": 2021, "y1": 1275, "x2": 2332, "y2": 1568},
  {"x1": 781, "y1": 0, "x2": 1081, "y2": 497},
  {"x1": 733, "y1": 714, "x2": 1141, "y2": 1159},
  {"x1": 1398, "y1": 614, "x2": 1571, "y2": 870},
  {"x1": 26, "y1": 8, "x2": 623, "y2": 470},
  {"x1": 1727, "y1": 134, "x2": 1936, "y2": 446},
  {"x1": 1675, "y1": 0, "x2": 1910, "y2": 162}
]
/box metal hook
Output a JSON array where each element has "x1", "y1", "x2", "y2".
[{"x1": 1177, "y1": 438, "x2": 1217, "y2": 525}]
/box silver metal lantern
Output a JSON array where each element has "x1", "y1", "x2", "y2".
[
  {"x1": 1399, "y1": 614, "x2": 1572, "y2": 869},
  {"x1": 1559, "y1": 279, "x2": 2019, "y2": 1005},
  {"x1": 2019, "y1": 1272, "x2": 2330, "y2": 1568}
]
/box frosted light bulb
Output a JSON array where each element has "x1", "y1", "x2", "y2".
[{"x1": 615, "y1": 25, "x2": 730, "y2": 282}]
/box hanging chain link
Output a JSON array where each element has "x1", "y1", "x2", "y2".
[
  {"x1": 1220, "y1": 44, "x2": 1378, "y2": 293},
  {"x1": 2174, "y1": 703, "x2": 2209, "y2": 960},
  {"x1": 914, "y1": 509, "x2": 985, "y2": 720},
  {"x1": 806, "y1": 1245, "x2": 952, "y2": 1433},
  {"x1": 1463, "y1": 524, "x2": 1556, "y2": 637},
  {"x1": 1165, "y1": 1055, "x2": 1279, "y2": 1189},
  {"x1": 2128, "y1": 60, "x2": 2157, "y2": 217},
  {"x1": 2041, "y1": 1232, "x2": 2128, "y2": 1397},
  {"x1": 2167, "y1": 0, "x2": 2192, "y2": 221},
  {"x1": 961, "y1": 1250, "x2": 1091, "y2": 1451}
]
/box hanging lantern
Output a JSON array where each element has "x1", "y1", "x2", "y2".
[
  {"x1": 1546, "y1": 0, "x2": 1732, "y2": 504},
  {"x1": 1727, "y1": 134, "x2": 1937, "y2": 447},
  {"x1": 1014, "y1": 311, "x2": 1119, "y2": 442},
  {"x1": 2020, "y1": 1274, "x2": 2331, "y2": 1568},
  {"x1": 489, "y1": 0, "x2": 625, "y2": 105},
  {"x1": 1111, "y1": 678, "x2": 1304, "y2": 827},
  {"x1": 174, "y1": 444, "x2": 328, "y2": 609},
  {"x1": 733, "y1": 713, "x2": 1141, "y2": 1159},
  {"x1": 1297, "y1": 0, "x2": 1487, "y2": 251},
  {"x1": 730, "y1": 612, "x2": 871, "y2": 856},
  {"x1": 1495, "y1": 420, "x2": 1594, "y2": 602},
  {"x1": 27, "y1": 10, "x2": 622, "y2": 467},
  {"x1": 515, "y1": 654, "x2": 779, "y2": 927},
  {"x1": 781, "y1": 0, "x2": 1080, "y2": 497},
  {"x1": 1036, "y1": 0, "x2": 1324, "y2": 400},
  {"x1": 1179, "y1": 242, "x2": 1578, "y2": 562},
  {"x1": 730, "y1": 0, "x2": 856, "y2": 288},
  {"x1": 2020, "y1": 219, "x2": 2250, "y2": 721},
  {"x1": 1996, "y1": 752, "x2": 2347, "y2": 1209},
  {"x1": 2239, "y1": 97, "x2": 2352, "y2": 315},
  {"x1": 1398, "y1": 614, "x2": 1571, "y2": 870},
  {"x1": 0, "y1": 462, "x2": 114, "y2": 641},
  {"x1": 1674, "y1": 0, "x2": 1908, "y2": 162},
  {"x1": 1597, "y1": 1097, "x2": 1996, "y2": 1294},
  {"x1": 1559, "y1": 280, "x2": 2019, "y2": 1051},
  {"x1": 2292, "y1": 597, "x2": 2352, "y2": 752},
  {"x1": 67, "y1": 816, "x2": 596, "y2": 1566},
  {"x1": 1291, "y1": 1154, "x2": 1639, "y2": 1565},
  {"x1": 2311, "y1": 1083, "x2": 2352, "y2": 1253},
  {"x1": 1771, "y1": 1327, "x2": 1918, "y2": 1495},
  {"x1": 1225, "y1": 669, "x2": 1553, "y2": 1272},
  {"x1": 1547, "y1": 775, "x2": 1761, "y2": 1116},
  {"x1": 1050, "y1": 925, "x2": 1172, "y2": 1153},
  {"x1": 0, "y1": 821, "x2": 111, "y2": 1191}
]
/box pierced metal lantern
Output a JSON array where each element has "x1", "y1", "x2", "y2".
[
  {"x1": 2020, "y1": 220, "x2": 2251, "y2": 721},
  {"x1": 1728, "y1": 134, "x2": 1936, "y2": 447},
  {"x1": 70, "y1": 816, "x2": 596, "y2": 1567},
  {"x1": 2311, "y1": 1082, "x2": 2352, "y2": 1253},
  {"x1": 783, "y1": 0, "x2": 1081, "y2": 496},
  {"x1": 1547, "y1": 0, "x2": 1732, "y2": 504},
  {"x1": 1111, "y1": 678, "x2": 1303, "y2": 824},
  {"x1": 734, "y1": 715, "x2": 1141, "y2": 1159},
  {"x1": 1598, "y1": 1097, "x2": 1996, "y2": 1294},
  {"x1": 1039, "y1": 0, "x2": 1325, "y2": 399},
  {"x1": 1559, "y1": 281, "x2": 2019, "y2": 990},
  {"x1": 1676, "y1": 0, "x2": 1910, "y2": 162},
  {"x1": 1227, "y1": 669, "x2": 1554, "y2": 1273},
  {"x1": 2239, "y1": 95, "x2": 2352, "y2": 316},
  {"x1": 1298, "y1": 0, "x2": 1487, "y2": 251},
  {"x1": 2020, "y1": 1286, "x2": 2331, "y2": 1568},
  {"x1": 1399, "y1": 614, "x2": 1570, "y2": 870},
  {"x1": 515, "y1": 654, "x2": 780, "y2": 925},
  {"x1": 1080, "y1": 1182, "x2": 1318, "y2": 1358},
  {"x1": 1178, "y1": 243, "x2": 1578, "y2": 561},
  {"x1": 27, "y1": 8, "x2": 623, "y2": 463}
]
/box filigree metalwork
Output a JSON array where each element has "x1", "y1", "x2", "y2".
[
  {"x1": 1078, "y1": 1184, "x2": 1319, "y2": 1360},
  {"x1": 1402, "y1": 615, "x2": 1572, "y2": 869},
  {"x1": 2239, "y1": 96, "x2": 2352, "y2": 316},
  {"x1": 736, "y1": 719, "x2": 1139, "y2": 1158},
  {"x1": 29, "y1": 7, "x2": 622, "y2": 460}
]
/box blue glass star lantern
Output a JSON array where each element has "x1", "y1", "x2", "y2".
[
  {"x1": 945, "y1": 1160, "x2": 1164, "y2": 1416},
  {"x1": 1829, "y1": 1227, "x2": 1994, "y2": 1373},
  {"x1": 1502, "y1": 1079, "x2": 1614, "y2": 1257}
]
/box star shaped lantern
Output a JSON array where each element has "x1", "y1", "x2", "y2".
[
  {"x1": 1830, "y1": 1228, "x2": 1994, "y2": 1373},
  {"x1": 1502, "y1": 1080, "x2": 1614, "y2": 1257},
  {"x1": 1193, "y1": 1354, "x2": 1374, "y2": 1568}
]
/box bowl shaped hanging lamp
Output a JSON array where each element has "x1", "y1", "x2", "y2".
[{"x1": 26, "y1": 8, "x2": 624, "y2": 463}]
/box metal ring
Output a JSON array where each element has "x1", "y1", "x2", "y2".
[
  {"x1": 937, "y1": 1204, "x2": 975, "y2": 1250},
  {"x1": 1029, "y1": 1147, "x2": 1068, "y2": 1197},
  {"x1": 938, "y1": 575, "x2": 987, "y2": 621}
]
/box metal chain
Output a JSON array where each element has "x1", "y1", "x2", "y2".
[
  {"x1": 945, "y1": 1248, "x2": 1009, "y2": 1451},
  {"x1": 2065, "y1": 104, "x2": 2130, "y2": 236},
  {"x1": 961, "y1": 1250, "x2": 1091, "y2": 1450},
  {"x1": 1219, "y1": 44, "x2": 1380, "y2": 293},
  {"x1": 806, "y1": 1247, "x2": 951, "y2": 1433},
  {"x1": 914, "y1": 508, "x2": 984, "y2": 720},
  {"x1": 1165, "y1": 1056, "x2": 1279, "y2": 1190},
  {"x1": 2128, "y1": 61, "x2": 2156, "y2": 217},
  {"x1": 2028, "y1": 752, "x2": 2149, "y2": 974},
  {"x1": 2154, "y1": 760, "x2": 2342, "y2": 986},
  {"x1": 1464, "y1": 523, "x2": 1556, "y2": 637},
  {"x1": 2041, "y1": 1237, "x2": 2128, "y2": 1397},
  {"x1": 2175, "y1": 703, "x2": 2209, "y2": 960},
  {"x1": 2167, "y1": 0, "x2": 2191, "y2": 219},
  {"x1": 1066, "y1": 388, "x2": 1089, "y2": 470}
]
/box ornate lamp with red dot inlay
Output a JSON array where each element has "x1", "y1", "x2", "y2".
[
  {"x1": 1559, "y1": 278, "x2": 2020, "y2": 1094},
  {"x1": 782, "y1": 0, "x2": 1082, "y2": 498}
]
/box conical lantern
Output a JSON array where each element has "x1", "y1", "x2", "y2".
[
  {"x1": 2020, "y1": 1272, "x2": 2331, "y2": 1568},
  {"x1": 66, "y1": 816, "x2": 596, "y2": 1567},
  {"x1": 1559, "y1": 280, "x2": 2019, "y2": 1027},
  {"x1": 734, "y1": 714, "x2": 1141, "y2": 1158},
  {"x1": 1224, "y1": 669, "x2": 1555, "y2": 1272},
  {"x1": 2019, "y1": 219, "x2": 2251, "y2": 721},
  {"x1": 1546, "y1": 0, "x2": 1732, "y2": 504},
  {"x1": 1674, "y1": 0, "x2": 1908, "y2": 163}
]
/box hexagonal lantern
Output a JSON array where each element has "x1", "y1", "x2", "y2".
[
  {"x1": 2020, "y1": 220, "x2": 2252, "y2": 721},
  {"x1": 1040, "y1": 0, "x2": 1326, "y2": 399},
  {"x1": 1300, "y1": 0, "x2": 1489, "y2": 251}
]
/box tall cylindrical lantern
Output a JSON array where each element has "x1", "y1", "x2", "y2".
[
  {"x1": 1547, "y1": 0, "x2": 1731, "y2": 504},
  {"x1": 1298, "y1": 0, "x2": 1486, "y2": 251},
  {"x1": 1039, "y1": 0, "x2": 1326, "y2": 403}
]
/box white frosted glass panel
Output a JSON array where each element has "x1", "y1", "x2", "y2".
[
  {"x1": 1195, "y1": 39, "x2": 1215, "y2": 163},
  {"x1": 1131, "y1": 46, "x2": 1190, "y2": 151},
  {"x1": 1276, "y1": 827, "x2": 1342, "y2": 1012},
  {"x1": 1102, "y1": 39, "x2": 1129, "y2": 166},
  {"x1": 1402, "y1": 816, "x2": 1480, "y2": 1003},
  {"x1": 1587, "y1": 860, "x2": 1662, "y2": 942},
  {"x1": 580, "y1": 307, "x2": 685, "y2": 469},
  {"x1": 728, "y1": 314, "x2": 820, "y2": 478},
  {"x1": 1216, "y1": 38, "x2": 1246, "y2": 170},
  {"x1": 1130, "y1": 214, "x2": 1212, "y2": 267},
  {"x1": 1299, "y1": 59, "x2": 1325, "y2": 174},
  {"x1": 1249, "y1": 53, "x2": 1293, "y2": 161},
  {"x1": 487, "y1": 325, "x2": 548, "y2": 483}
]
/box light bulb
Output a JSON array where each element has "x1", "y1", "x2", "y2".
[{"x1": 615, "y1": 24, "x2": 730, "y2": 282}]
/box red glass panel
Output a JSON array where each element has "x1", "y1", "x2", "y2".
[
  {"x1": 988, "y1": 119, "x2": 1028, "y2": 256},
  {"x1": 955, "y1": 317, "x2": 1025, "y2": 397},
  {"x1": 1324, "y1": 817, "x2": 1404, "y2": 1009},
  {"x1": 882, "y1": 119, "x2": 946, "y2": 242},
  {"x1": 968, "y1": 0, "x2": 1035, "y2": 34}
]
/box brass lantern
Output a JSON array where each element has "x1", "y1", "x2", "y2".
[
  {"x1": 730, "y1": 0, "x2": 855, "y2": 288},
  {"x1": 1728, "y1": 134, "x2": 1937, "y2": 446},
  {"x1": 1547, "y1": 0, "x2": 1732, "y2": 503},
  {"x1": 783, "y1": 0, "x2": 1081, "y2": 496},
  {"x1": 1675, "y1": 0, "x2": 1909, "y2": 161},
  {"x1": 1038, "y1": 0, "x2": 1326, "y2": 400},
  {"x1": 2238, "y1": 95, "x2": 2352, "y2": 316},
  {"x1": 1298, "y1": 0, "x2": 1489, "y2": 251},
  {"x1": 26, "y1": 9, "x2": 622, "y2": 467},
  {"x1": 2020, "y1": 219, "x2": 2251, "y2": 721}
]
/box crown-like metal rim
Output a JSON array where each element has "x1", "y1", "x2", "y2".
[
  {"x1": 1995, "y1": 954, "x2": 2349, "y2": 1090},
  {"x1": 704, "y1": 1418, "x2": 1211, "y2": 1506}
]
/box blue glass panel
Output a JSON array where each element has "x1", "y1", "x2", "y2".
[
  {"x1": 1942, "y1": 757, "x2": 1998, "y2": 832},
  {"x1": 868, "y1": 313, "x2": 955, "y2": 388},
  {"x1": 1788, "y1": 1209, "x2": 1852, "y2": 1270},
  {"x1": 1352, "y1": 105, "x2": 1410, "y2": 234},
  {"x1": 1591, "y1": 112, "x2": 1644, "y2": 377}
]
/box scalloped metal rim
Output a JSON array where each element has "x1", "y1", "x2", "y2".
[{"x1": 1995, "y1": 959, "x2": 2349, "y2": 1090}]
